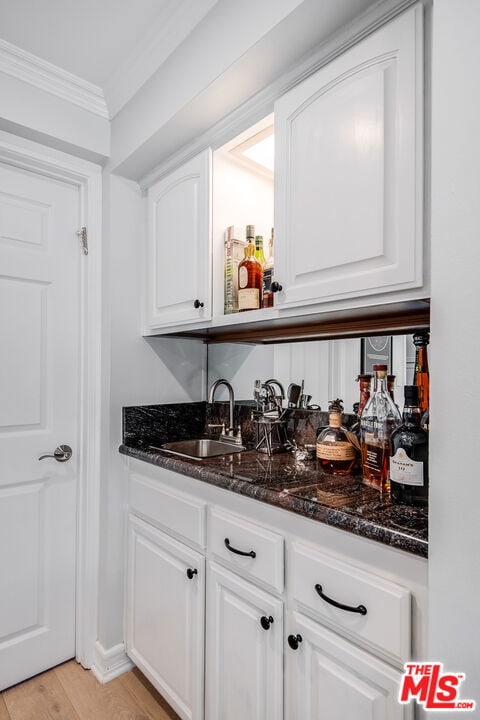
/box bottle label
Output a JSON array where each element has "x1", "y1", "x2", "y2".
[
  {"x1": 238, "y1": 288, "x2": 260, "y2": 310},
  {"x1": 263, "y1": 267, "x2": 273, "y2": 292},
  {"x1": 239, "y1": 266, "x2": 248, "y2": 289},
  {"x1": 316, "y1": 441, "x2": 355, "y2": 461},
  {"x1": 390, "y1": 448, "x2": 424, "y2": 486}
]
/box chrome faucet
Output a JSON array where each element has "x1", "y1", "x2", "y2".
[
  {"x1": 208, "y1": 379, "x2": 242, "y2": 445},
  {"x1": 265, "y1": 378, "x2": 285, "y2": 407}
]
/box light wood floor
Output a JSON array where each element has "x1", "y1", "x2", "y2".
[{"x1": 0, "y1": 660, "x2": 180, "y2": 720}]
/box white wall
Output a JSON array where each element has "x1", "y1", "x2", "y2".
[
  {"x1": 429, "y1": 0, "x2": 480, "y2": 705},
  {"x1": 98, "y1": 173, "x2": 206, "y2": 650}
]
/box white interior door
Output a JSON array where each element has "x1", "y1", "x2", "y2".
[{"x1": 0, "y1": 161, "x2": 81, "y2": 690}]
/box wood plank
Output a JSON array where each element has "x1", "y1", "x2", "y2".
[
  {"x1": 55, "y1": 660, "x2": 177, "y2": 720},
  {"x1": 119, "y1": 668, "x2": 181, "y2": 720},
  {"x1": 3, "y1": 664, "x2": 81, "y2": 720},
  {"x1": 0, "y1": 695, "x2": 11, "y2": 720}
]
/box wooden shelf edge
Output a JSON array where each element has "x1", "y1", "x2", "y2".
[{"x1": 158, "y1": 299, "x2": 430, "y2": 344}]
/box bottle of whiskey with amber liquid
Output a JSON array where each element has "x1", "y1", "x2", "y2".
[
  {"x1": 360, "y1": 365, "x2": 402, "y2": 491},
  {"x1": 238, "y1": 225, "x2": 263, "y2": 312}
]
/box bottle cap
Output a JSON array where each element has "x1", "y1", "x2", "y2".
[
  {"x1": 413, "y1": 331, "x2": 430, "y2": 346},
  {"x1": 246, "y1": 224, "x2": 255, "y2": 239},
  {"x1": 404, "y1": 385, "x2": 419, "y2": 405},
  {"x1": 255, "y1": 235, "x2": 263, "y2": 247}
]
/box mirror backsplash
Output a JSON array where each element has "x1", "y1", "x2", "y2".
[{"x1": 207, "y1": 335, "x2": 417, "y2": 413}]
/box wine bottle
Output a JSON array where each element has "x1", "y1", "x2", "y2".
[
  {"x1": 262, "y1": 228, "x2": 274, "y2": 308},
  {"x1": 390, "y1": 385, "x2": 429, "y2": 506},
  {"x1": 413, "y1": 331, "x2": 430, "y2": 413}
]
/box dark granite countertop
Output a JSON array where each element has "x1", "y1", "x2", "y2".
[{"x1": 119, "y1": 439, "x2": 428, "y2": 559}]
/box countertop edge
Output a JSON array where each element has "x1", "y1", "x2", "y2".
[{"x1": 119, "y1": 444, "x2": 428, "y2": 559}]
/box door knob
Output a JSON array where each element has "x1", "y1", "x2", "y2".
[
  {"x1": 287, "y1": 634, "x2": 303, "y2": 650},
  {"x1": 38, "y1": 444, "x2": 72, "y2": 462},
  {"x1": 260, "y1": 615, "x2": 274, "y2": 630}
]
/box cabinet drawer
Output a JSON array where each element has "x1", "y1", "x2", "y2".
[
  {"x1": 129, "y1": 470, "x2": 206, "y2": 549},
  {"x1": 290, "y1": 541, "x2": 411, "y2": 665},
  {"x1": 208, "y1": 507, "x2": 284, "y2": 594}
]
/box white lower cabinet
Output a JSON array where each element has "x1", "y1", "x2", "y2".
[
  {"x1": 205, "y1": 561, "x2": 284, "y2": 720},
  {"x1": 285, "y1": 611, "x2": 412, "y2": 720},
  {"x1": 125, "y1": 462, "x2": 425, "y2": 720},
  {"x1": 125, "y1": 514, "x2": 205, "y2": 720}
]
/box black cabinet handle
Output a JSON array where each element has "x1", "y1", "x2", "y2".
[
  {"x1": 260, "y1": 615, "x2": 274, "y2": 630},
  {"x1": 271, "y1": 281, "x2": 282, "y2": 293},
  {"x1": 193, "y1": 299, "x2": 204, "y2": 308},
  {"x1": 288, "y1": 634, "x2": 302, "y2": 650},
  {"x1": 314, "y1": 584, "x2": 367, "y2": 615},
  {"x1": 224, "y1": 538, "x2": 256, "y2": 558},
  {"x1": 186, "y1": 568, "x2": 198, "y2": 579}
]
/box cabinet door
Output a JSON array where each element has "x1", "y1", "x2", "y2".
[
  {"x1": 126, "y1": 515, "x2": 205, "y2": 720},
  {"x1": 205, "y1": 562, "x2": 283, "y2": 720},
  {"x1": 146, "y1": 149, "x2": 211, "y2": 330},
  {"x1": 274, "y1": 6, "x2": 423, "y2": 309},
  {"x1": 286, "y1": 612, "x2": 412, "y2": 720}
]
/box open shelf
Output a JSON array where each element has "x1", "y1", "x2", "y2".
[{"x1": 160, "y1": 299, "x2": 430, "y2": 344}]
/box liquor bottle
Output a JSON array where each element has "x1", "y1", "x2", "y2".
[
  {"x1": 387, "y1": 375, "x2": 396, "y2": 402},
  {"x1": 254, "y1": 235, "x2": 266, "y2": 265},
  {"x1": 357, "y1": 374, "x2": 372, "y2": 417},
  {"x1": 316, "y1": 399, "x2": 357, "y2": 475},
  {"x1": 224, "y1": 226, "x2": 245, "y2": 314},
  {"x1": 262, "y1": 228, "x2": 274, "y2": 308},
  {"x1": 390, "y1": 385, "x2": 429, "y2": 506},
  {"x1": 413, "y1": 331, "x2": 430, "y2": 413},
  {"x1": 238, "y1": 226, "x2": 263, "y2": 312},
  {"x1": 360, "y1": 365, "x2": 402, "y2": 491}
]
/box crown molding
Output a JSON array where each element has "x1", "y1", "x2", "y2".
[
  {"x1": 104, "y1": 0, "x2": 218, "y2": 118},
  {"x1": 0, "y1": 38, "x2": 109, "y2": 119}
]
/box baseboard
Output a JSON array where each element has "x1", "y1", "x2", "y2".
[{"x1": 90, "y1": 641, "x2": 134, "y2": 684}]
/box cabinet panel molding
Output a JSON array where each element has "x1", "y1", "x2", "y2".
[{"x1": 275, "y1": 5, "x2": 424, "y2": 309}]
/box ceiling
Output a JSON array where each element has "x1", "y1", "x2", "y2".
[{"x1": 0, "y1": 0, "x2": 218, "y2": 114}]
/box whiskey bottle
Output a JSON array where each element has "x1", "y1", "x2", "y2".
[
  {"x1": 262, "y1": 228, "x2": 274, "y2": 308},
  {"x1": 360, "y1": 365, "x2": 402, "y2": 491},
  {"x1": 356, "y1": 374, "x2": 372, "y2": 417},
  {"x1": 413, "y1": 331, "x2": 430, "y2": 413},
  {"x1": 238, "y1": 226, "x2": 263, "y2": 312},
  {"x1": 390, "y1": 385, "x2": 428, "y2": 506},
  {"x1": 316, "y1": 399, "x2": 357, "y2": 475}
]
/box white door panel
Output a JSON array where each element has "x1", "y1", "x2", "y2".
[
  {"x1": 286, "y1": 612, "x2": 412, "y2": 720},
  {"x1": 146, "y1": 149, "x2": 211, "y2": 329},
  {"x1": 275, "y1": 6, "x2": 423, "y2": 308},
  {"x1": 0, "y1": 162, "x2": 80, "y2": 689}
]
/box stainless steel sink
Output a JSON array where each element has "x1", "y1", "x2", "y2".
[{"x1": 156, "y1": 439, "x2": 246, "y2": 460}]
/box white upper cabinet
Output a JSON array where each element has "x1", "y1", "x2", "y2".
[
  {"x1": 145, "y1": 149, "x2": 211, "y2": 330},
  {"x1": 274, "y1": 5, "x2": 424, "y2": 309}
]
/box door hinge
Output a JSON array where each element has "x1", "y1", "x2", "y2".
[{"x1": 76, "y1": 226, "x2": 88, "y2": 255}]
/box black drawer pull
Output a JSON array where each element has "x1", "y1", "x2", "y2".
[
  {"x1": 224, "y1": 538, "x2": 256, "y2": 558},
  {"x1": 288, "y1": 634, "x2": 302, "y2": 650},
  {"x1": 186, "y1": 568, "x2": 198, "y2": 579},
  {"x1": 315, "y1": 584, "x2": 367, "y2": 615},
  {"x1": 260, "y1": 615, "x2": 274, "y2": 630}
]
